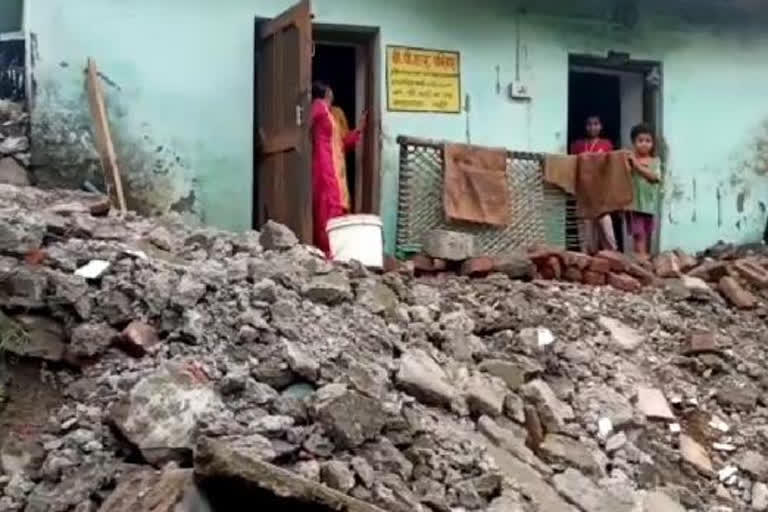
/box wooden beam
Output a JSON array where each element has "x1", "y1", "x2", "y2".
[{"x1": 86, "y1": 57, "x2": 126, "y2": 215}]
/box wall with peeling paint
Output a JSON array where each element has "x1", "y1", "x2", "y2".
[{"x1": 24, "y1": 0, "x2": 768, "y2": 253}]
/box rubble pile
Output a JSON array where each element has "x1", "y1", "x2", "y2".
[
  {"x1": 1, "y1": 183, "x2": 768, "y2": 511},
  {"x1": 0, "y1": 100, "x2": 30, "y2": 188}
]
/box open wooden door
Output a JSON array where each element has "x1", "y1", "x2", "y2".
[{"x1": 255, "y1": 0, "x2": 313, "y2": 242}]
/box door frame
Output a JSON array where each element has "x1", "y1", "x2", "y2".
[
  {"x1": 313, "y1": 24, "x2": 381, "y2": 216},
  {"x1": 567, "y1": 53, "x2": 664, "y2": 254}
]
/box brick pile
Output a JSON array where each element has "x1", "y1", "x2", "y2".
[{"x1": 406, "y1": 229, "x2": 768, "y2": 308}]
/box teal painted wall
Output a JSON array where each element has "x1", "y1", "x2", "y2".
[{"x1": 25, "y1": 0, "x2": 768, "y2": 253}]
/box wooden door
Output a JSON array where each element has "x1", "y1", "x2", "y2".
[{"x1": 255, "y1": 0, "x2": 313, "y2": 242}]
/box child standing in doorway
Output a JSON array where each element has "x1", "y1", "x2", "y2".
[
  {"x1": 626, "y1": 123, "x2": 661, "y2": 258},
  {"x1": 570, "y1": 115, "x2": 614, "y2": 155},
  {"x1": 570, "y1": 115, "x2": 617, "y2": 253}
]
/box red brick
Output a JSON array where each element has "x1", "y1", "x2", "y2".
[
  {"x1": 528, "y1": 248, "x2": 562, "y2": 265},
  {"x1": 718, "y1": 276, "x2": 757, "y2": 309},
  {"x1": 120, "y1": 321, "x2": 160, "y2": 357},
  {"x1": 733, "y1": 259, "x2": 768, "y2": 288},
  {"x1": 562, "y1": 251, "x2": 592, "y2": 270},
  {"x1": 461, "y1": 257, "x2": 494, "y2": 277},
  {"x1": 547, "y1": 256, "x2": 562, "y2": 280},
  {"x1": 589, "y1": 257, "x2": 612, "y2": 274},
  {"x1": 608, "y1": 272, "x2": 642, "y2": 293},
  {"x1": 411, "y1": 254, "x2": 435, "y2": 272},
  {"x1": 688, "y1": 260, "x2": 728, "y2": 282},
  {"x1": 595, "y1": 250, "x2": 628, "y2": 272},
  {"x1": 674, "y1": 249, "x2": 698, "y2": 272},
  {"x1": 564, "y1": 266, "x2": 583, "y2": 282},
  {"x1": 88, "y1": 198, "x2": 112, "y2": 217},
  {"x1": 684, "y1": 331, "x2": 718, "y2": 356},
  {"x1": 654, "y1": 251, "x2": 682, "y2": 278},
  {"x1": 383, "y1": 255, "x2": 400, "y2": 273},
  {"x1": 626, "y1": 262, "x2": 656, "y2": 286},
  {"x1": 583, "y1": 270, "x2": 607, "y2": 286},
  {"x1": 539, "y1": 266, "x2": 555, "y2": 280}
]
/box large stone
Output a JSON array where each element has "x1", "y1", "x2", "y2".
[
  {"x1": 475, "y1": 430, "x2": 579, "y2": 512},
  {"x1": 283, "y1": 341, "x2": 319, "y2": 382},
  {"x1": 396, "y1": 349, "x2": 458, "y2": 408},
  {"x1": 752, "y1": 482, "x2": 768, "y2": 511},
  {"x1": 320, "y1": 460, "x2": 356, "y2": 493},
  {"x1": 643, "y1": 490, "x2": 686, "y2": 512},
  {"x1": 599, "y1": 316, "x2": 643, "y2": 352},
  {"x1": 635, "y1": 387, "x2": 675, "y2": 421},
  {"x1": 465, "y1": 374, "x2": 507, "y2": 417},
  {"x1": 477, "y1": 416, "x2": 550, "y2": 474},
  {"x1": 109, "y1": 361, "x2": 227, "y2": 464},
  {"x1": 356, "y1": 278, "x2": 398, "y2": 315},
  {"x1": 479, "y1": 356, "x2": 542, "y2": 391},
  {"x1": 493, "y1": 252, "x2": 535, "y2": 279},
  {"x1": 98, "y1": 468, "x2": 207, "y2": 512},
  {"x1": 3, "y1": 314, "x2": 66, "y2": 362},
  {"x1": 363, "y1": 438, "x2": 413, "y2": 481},
  {"x1": 716, "y1": 382, "x2": 760, "y2": 411},
  {"x1": 0, "y1": 265, "x2": 47, "y2": 306},
  {"x1": 0, "y1": 434, "x2": 44, "y2": 477},
  {"x1": 521, "y1": 379, "x2": 574, "y2": 433},
  {"x1": 24, "y1": 464, "x2": 114, "y2": 512},
  {"x1": 147, "y1": 225, "x2": 174, "y2": 251},
  {"x1": 312, "y1": 384, "x2": 387, "y2": 449},
  {"x1": 679, "y1": 435, "x2": 713, "y2": 475},
  {"x1": 553, "y1": 468, "x2": 635, "y2": 512},
  {"x1": 67, "y1": 322, "x2": 119, "y2": 360},
  {"x1": 575, "y1": 385, "x2": 634, "y2": 428},
  {"x1": 194, "y1": 437, "x2": 385, "y2": 512},
  {"x1": 119, "y1": 321, "x2": 160, "y2": 357},
  {"x1": 539, "y1": 434, "x2": 607, "y2": 476},
  {"x1": 259, "y1": 220, "x2": 298, "y2": 251},
  {"x1": 422, "y1": 230, "x2": 475, "y2": 261},
  {"x1": 0, "y1": 216, "x2": 45, "y2": 254},
  {"x1": 737, "y1": 450, "x2": 768, "y2": 480},
  {"x1": 487, "y1": 492, "x2": 527, "y2": 512},
  {"x1": 0, "y1": 157, "x2": 28, "y2": 186},
  {"x1": 173, "y1": 274, "x2": 207, "y2": 308},
  {"x1": 302, "y1": 272, "x2": 352, "y2": 304}
]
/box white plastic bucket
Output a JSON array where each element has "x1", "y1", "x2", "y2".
[{"x1": 327, "y1": 214, "x2": 383, "y2": 268}]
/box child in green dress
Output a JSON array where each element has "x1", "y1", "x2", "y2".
[{"x1": 627, "y1": 124, "x2": 661, "y2": 258}]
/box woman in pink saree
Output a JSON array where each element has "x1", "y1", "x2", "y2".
[{"x1": 310, "y1": 81, "x2": 366, "y2": 256}]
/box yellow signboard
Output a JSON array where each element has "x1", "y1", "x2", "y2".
[{"x1": 386, "y1": 46, "x2": 461, "y2": 114}]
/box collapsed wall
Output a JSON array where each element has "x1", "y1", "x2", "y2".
[{"x1": 0, "y1": 183, "x2": 768, "y2": 511}]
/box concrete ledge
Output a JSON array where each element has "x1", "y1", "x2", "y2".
[{"x1": 194, "y1": 437, "x2": 385, "y2": 512}]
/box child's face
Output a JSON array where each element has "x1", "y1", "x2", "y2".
[
  {"x1": 633, "y1": 133, "x2": 654, "y2": 156},
  {"x1": 586, "y1": 117, "x2": 602, "y2": 138}
]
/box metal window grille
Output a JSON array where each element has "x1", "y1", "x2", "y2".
[{"x1": 395, "y1": 136, "x2": 577, "y2": 256}]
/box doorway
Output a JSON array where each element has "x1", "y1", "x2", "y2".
[
  {"x1": 252, "y1": 0, "x2": 380, "y2": 244},
  {"x1": 566, "y1": 54, "x2": 663, "y2": 254}
]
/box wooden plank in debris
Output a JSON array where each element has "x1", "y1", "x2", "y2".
[{"x1": 86, "y1": 57, "x2": 126, "y2": 215}]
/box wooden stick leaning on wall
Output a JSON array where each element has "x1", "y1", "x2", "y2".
[{"x1": 86, "y1": 57, "x2": 127, "y2": 215}]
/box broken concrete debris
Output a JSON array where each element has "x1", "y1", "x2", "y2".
[
  {"x1": 0, "y1": 101, "x2": 31, "y2": 187},
  {"x1": 3, "y1": 184, "x2": 768, "y2": 511}
]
